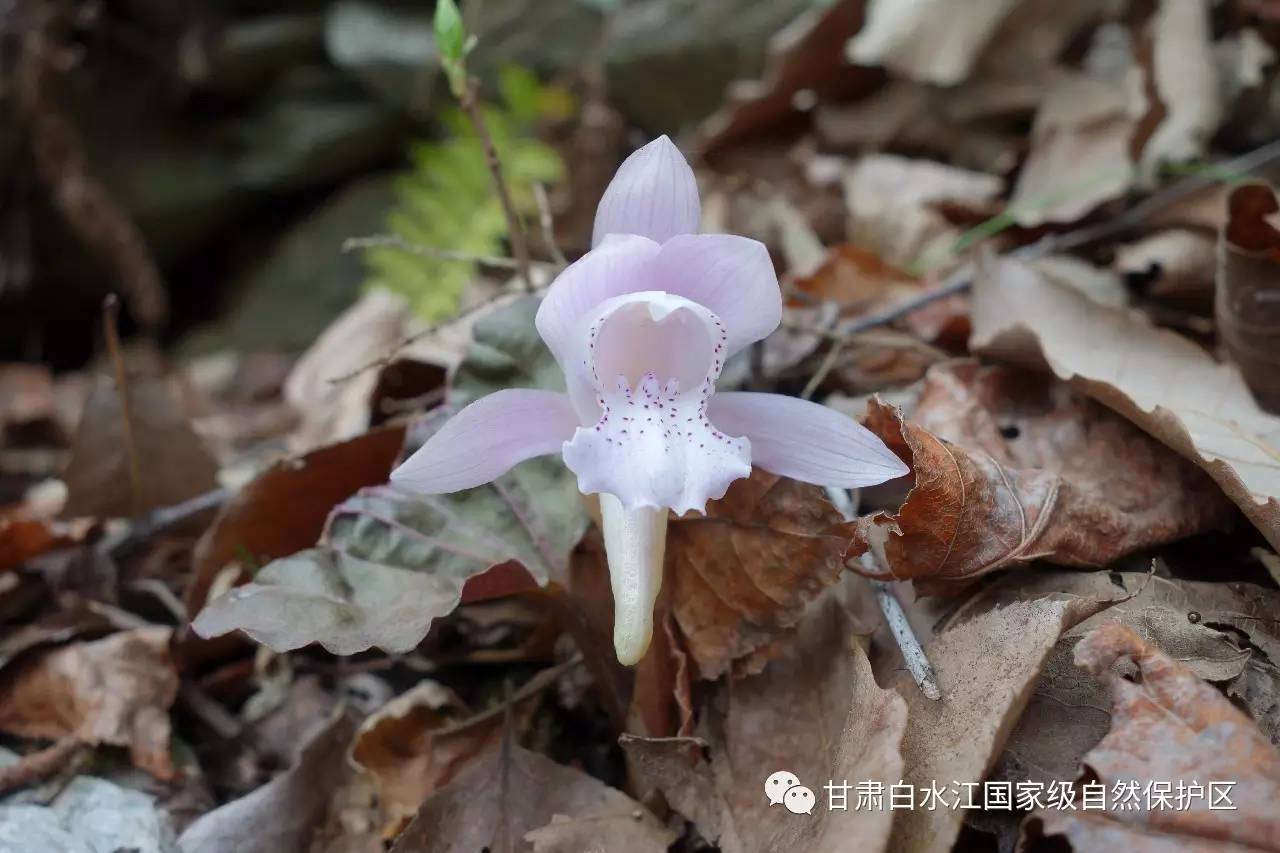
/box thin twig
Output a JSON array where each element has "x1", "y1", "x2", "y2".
[
  {"x1": 342, "y1": 235, "x2": 523, "y2": 270},
  {"x1": 433, "y1": 653, "x2": 584, "y2": 737},
  {"x1": 825, "y1": 486, "x2": 941, "y2": 701},
  {"x1": 801, "y1": 338, "x2": 845, "y2": 400},
  {"x1": 0, "y1": 738, "x2": 86, "y2": 796},
  {"x1": 102, "y1": 294, "x2": 142, "y2": 516},
  {"x1": 459, "y1": 80, "x2": 534, "y2": 292},
  {"x1": 532, "y1": 182, "x2": 568, "y2": 268}
]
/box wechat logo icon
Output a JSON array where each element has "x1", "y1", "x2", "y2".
[{"x1": 765, "y1": 770, "x2": 815, "y2": 815}]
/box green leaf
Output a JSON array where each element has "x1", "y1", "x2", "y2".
[
  {"x1": 361, "y1": 67, "x2": 568, "y2": 323},
  {"x1": 433, "y1": 0, "x2": 465, "y2": 63},
  {"x1": 191, "y1": 297, "x2": 588, "y2": 656}
]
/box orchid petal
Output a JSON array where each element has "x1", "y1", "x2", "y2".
[
  {"x1": 707, "y1": 392, "x2": 910, "y2": 487},
  {"x1": 600, "y1": 493, "x2": 667, "y2": 665},
  {"x1": 592, "y1": 136, "x2": 701, "y2": 247},
  {"x1": 562, "y1": 292, "x2": 751, "y2": 514},
  {"x1": 650, "y1": 234, "x2": 782, "y2": 356},
  {"x1": 390, "y1": 389, "x2": 578, "y2": 494},
  {"x1": 535, "y1": 234, "x2": 661, "y2": 378}
]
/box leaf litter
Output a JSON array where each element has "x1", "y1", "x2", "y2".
[{"x1": 6, "y1": 2, "x2": 1280, "y2": 852}]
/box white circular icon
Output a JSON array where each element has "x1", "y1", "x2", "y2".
[
  {"x1": 784, "y1": 785, "x2": 816, "y2": 815},
  {"x1": 764, "y1": 770, "x2": 801, "y2": 806}
]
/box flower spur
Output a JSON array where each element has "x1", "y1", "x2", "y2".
[{"x1": 391, "y1": 136, "x2": 908, "y2": 665}]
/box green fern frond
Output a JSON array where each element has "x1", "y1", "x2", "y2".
[{"x1": 363, "y1": 66, "x2": 568, "y2": 322}]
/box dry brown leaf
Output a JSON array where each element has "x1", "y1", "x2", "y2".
[
  {"x1": 623, "y1": 591, "x2": 905, "y2": 853},
  {"x1": 972, "y1": 251, "x2": 1280, "y2": 550},
  {"x1": 666, "y1": 470, "x2": 863, "y2": 680},
  {"x1": 850, "y1": 0, "x2": 1109, "y2": 86},
  {"x1": 185, "y1": 422, "x2": 407, "y2": 618},
  {"x1": 888, "y1": 595, "x2": 1109, "y2": 853},
  {"x1": 179, "y1": 709, "x2": 359, "y2": 853},
  {"x1": 0, "y1": 626, "x2": 177, "y2": 779},
  {"x1": 1134, "y1": 0, "x2": 1221, "y2": 180},
  {"x1": 959, "y1": 571, "x2": 1280, "y2": 798},
  {"x1": 1020, "y1": 623, "x2": 1280, "y2": 851},
  {"x1": 60, "y1": 365, "x2": 218, "y2": 519},
  {"x1": 1010, "y1": 69, "x2": 1136, "y2": 227},
  {"x1": 852, "y1": 363, "x2": 1232, "y2": 592},
  {"x1": 789, "y1": 244, "x2": 921, "y2": 310},
  {"x1": 349, "y1": 681, "x2": 502, "y2": 831},
  {"x1": 1115, "y1": 228, "x2": 1217, "y2": 304},
  {"x1": 1217, "y1": 183, "x2": 1280, "y2": 412},
  {"x1": 698, "y1": 0, "x2": 874, "y2": 158},
  {"x1": 390, "y1": 727, "x2": 673, "y2": 853},
  {"x1": 843, "y1": 154, "x2": 1003, "y2": 270}
]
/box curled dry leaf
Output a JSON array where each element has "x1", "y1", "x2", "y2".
[
  {"x1": 390, "y1": 727, "x2": 673, "y2": 853},
  {"x1": 622, "y1": 591, "x2": 906, "y2": 853},
  {"x1": 1217, "y1": 183, "x2": 1280, "y2": 412},
  {"x1": 888, "y1": 595, "x2": 1111, "y2": 853},
  {"x1": 178, "y1": 710, "x2": 358, "y2": 853},
  {"x1": 851, "y1": 362, "x2": 1232, "y2": 592},
  {"x1": 666, "y1": 470, "x2": 865, "y2": 680},
  {"x1": 349, "y1": 681, "x2": 503, "y2": 831},
  {"x1": 185, "y1": 422, "x2": 407, "y2": 618},
  {"x1": 1020, "y1": 623, "x2": 1280, "y2": 852},
  {"x1": 0, "y1": 627, "x2": 177, "y2": 779},
  {"x1": 960, "y1": 571, "x2": 1280, "y2": 800},
  {"x1": 789, "y1": 244, "x2": 921, "y2": 311},
  {"x1": 972, "y1": 251, "x2": 1280, "y2": 551}
]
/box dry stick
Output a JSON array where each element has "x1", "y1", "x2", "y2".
[
  {"x1": 825, "y1": 486, "x2": 941, "y2": 701},
  {"x1": 432, "y1": 653, "x2": 585, "y2": 737},
  {"x1": 460, "y1": 79, "x2": 534, "y2": 292},
  {"x1": 102, "y1": 294, "x2": 143, "y2": 517},
  {"x1": 533, "y1": 182, "x2": 568, "y2": 268},
  {"x1": 799, "y1": 137, "x2": 1280, "y2": 394}
]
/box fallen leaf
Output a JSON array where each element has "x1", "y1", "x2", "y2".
[
  {"x1": 888, "y1": 595, "x2": 1109, "y2": 853},
  {"x1": 0, "y1": 627, "x2": 177, "y2": 779},
  {"x1": 790, "y1": 244, "x2": 921, "y2": 310},
  {"x1": 622, "y1": 590, "x2": 905, "y2": 853},
  {"x1": 60, "y1": 353, "x2": 218, "y2": 519},
  {"x1": 1115, "y1": 228, "x2": 1217, "y2": 304},
  {"x1": 1020, "y1": 623, "x2": 1280, "y2": 851},
  {"x1": 959, "y1": 570, "x2": 1280, "y2": 796},
  {"x1": 1217, "y1": 183, "x2": 1280, "y2": 412},
  {"x1": 847, "y1": 0, "x2": 1106, "y2": 86},
  {"x1": 843, "y1": 154, "x2": 1003, "y2": 271},
  {"x1": 698, "y1": 0, "x2": 874, "y2": 157},
  {"x1": 390, "y1": 727, "x2": 673, "y2": 853},
  {"x1": 852, "y1": 363, "x2": 1233, "y2": 592},
  {"x1": 666, "y1": 470, "x2": 865, "y2": 679},
  {"x1": 1010, "y1": 69, "x2": 1136, "y2": 227},
  {"x1": 971, "y1": 251, "x2": 1280, "y2": 551},
  {"x1": 1134, "y1": 0, "x2": 1222, "y2": 180},
  {"x1": 178, "y1": 709, "x2": 358, "y2": 853},
  {"x1": 185, "y1": 422, "x2": 408, "y2": 618},
  {"x1": 349, "y1": 681, "x2": 502, "y2": 830},
  {"x1": 193, "y1": 299, "x2": 589, "y2": 655}
]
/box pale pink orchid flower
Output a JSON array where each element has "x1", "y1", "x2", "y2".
[{"x1": 391, "y1": 136, "x2": 908, "y2": 665}]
